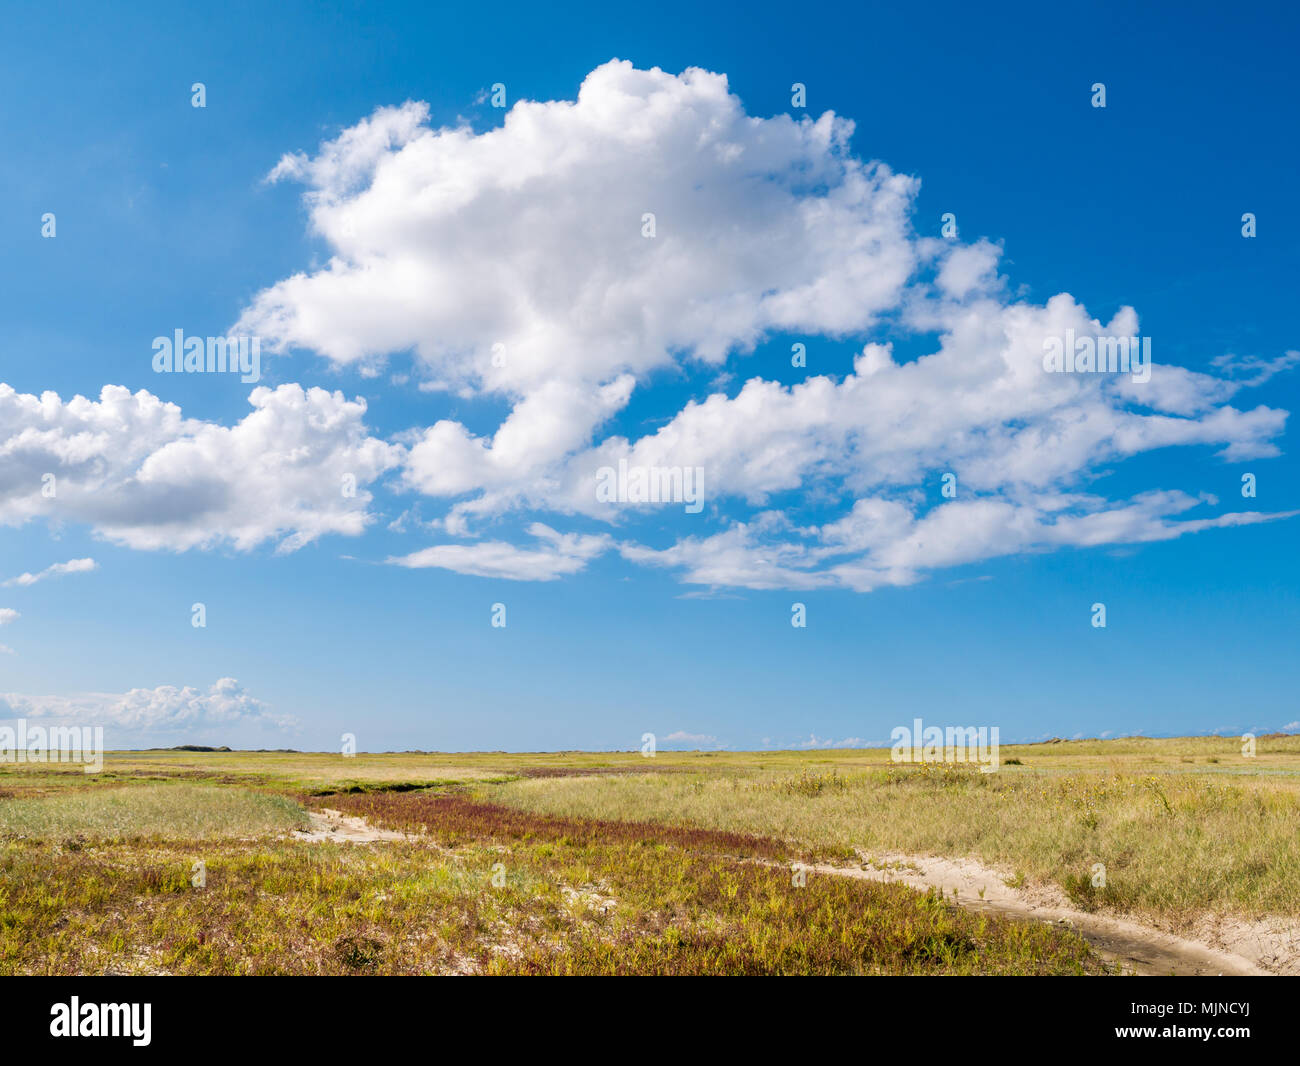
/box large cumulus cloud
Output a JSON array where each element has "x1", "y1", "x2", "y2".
[
  {"x1": 0, "y1": 383, "x2": 401, "y2": 552},
  {"x1": 235, "y1": 60, "x2": 1295, "y2": 587}
]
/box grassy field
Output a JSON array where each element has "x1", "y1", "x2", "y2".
[
  {"x1": 0, "y1": 783, "x2": 307, "y2": 841},
  {"x1": 493, "y1": 747, "x2": 1300, "y2": 923},
  {"x1": 0, "y1": 781, "x2": 1105, "y2": 975},
  {"x1": 2, "y1": 734, "x2": 1297, "y2": 975}
]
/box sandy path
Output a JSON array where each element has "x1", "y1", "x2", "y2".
[{"x1": 805, "y1": 850, "x2": 1298, "y2": 976}]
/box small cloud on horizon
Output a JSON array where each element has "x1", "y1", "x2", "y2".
[{"x1": 664, "y1": 730, "x2": 720, "y2": 746}]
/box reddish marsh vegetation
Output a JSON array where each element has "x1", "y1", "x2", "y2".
[{"x1": 314, "y1": 791, "x2": 1110, "y2": 976}]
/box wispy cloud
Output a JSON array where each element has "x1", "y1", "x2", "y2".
[
  {"x1": 388, "y1": 524, "x2": 611, "y2": 581},
  {"x1": 797, "y1": 734, "x2": 865, "y2": 749},
  {"x1": 664, "y1": 730, "x2": 719, "y2": 746},
  {"x1": 4, "y1": 558, "x2": 97, "y2": 587}
]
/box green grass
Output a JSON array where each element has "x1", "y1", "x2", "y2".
[
  {"x1": 0, "y1": 783, "x2": 308, "y2": 842},
  {"x1": 0, "y1": 790, "x2": 1108, "y2": 975},
  {"x1": 488, "y1": 761, "x2": 1300, "y2": 924},
  {"x1": 3, "y1": 735, "x2": 1298, "y2": 974},
  {"x1": 9, "y1": 733, "x2": 1296, "y2": 793}
]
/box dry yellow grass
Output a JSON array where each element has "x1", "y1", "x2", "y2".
[
  {"x1": 4, "y1": 734, "x2": 1297, "y2": 939},
  {"x1": 0, "y1": 783, "x2": 307, "y2": 841},
  {"x1": 0, "y1": 782, "x2": 1106, "y2": 975},
  {"x1": 486, "y1": 736, "x2": 1300, "y2": 924}
]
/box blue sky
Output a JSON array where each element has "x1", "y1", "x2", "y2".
[{"x1": 1, "y1": 0, "x2": 1296, "y2": 751}]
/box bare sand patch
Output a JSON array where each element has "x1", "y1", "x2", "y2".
[{"x1": 291, "y1": 808, "x2": 415, "y2": 843}]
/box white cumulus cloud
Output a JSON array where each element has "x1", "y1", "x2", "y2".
[
  {"x1": 0, "y1": 383, "x2": 401, "y2": 552},
  {"x1": 236, "y1": 60, "x2": 1297, "y2": 591},
  {"x1": 0, "y1": 677, "x2": 292, "y2": 732}
]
